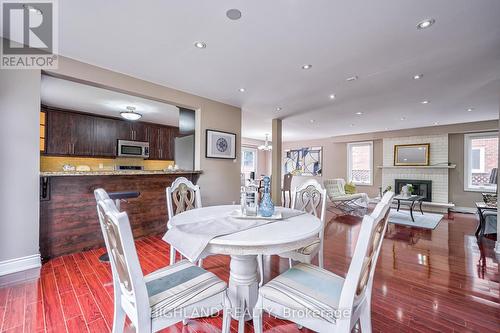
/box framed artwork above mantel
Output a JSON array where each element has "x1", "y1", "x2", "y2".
[
  {"x1": 205, "y1": 129, "x2": 237, "y2": 159},
  {"x1": 394, "y1": 143, "x2": 430, "y2": 166}
]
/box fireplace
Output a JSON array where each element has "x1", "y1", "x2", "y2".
[{"x1": 395, "y1": 179, "x2": 432, "y2": 202}]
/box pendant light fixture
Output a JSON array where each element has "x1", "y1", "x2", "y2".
[
  {"x1": 258, "y1": 134, "x2": 272, "y2": 151},
  {"x1": 120, "y1": 106, "x2": 142, "y2": 121}
]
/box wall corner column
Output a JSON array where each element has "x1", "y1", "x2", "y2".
[{"x1": 271, "y1": 119, "x2": 282, "y2": 205}]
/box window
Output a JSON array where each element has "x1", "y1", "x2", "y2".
[
  {"x1": 241, "y1": 147, "x2": 258, "y2": 174},
  {"x1": 464, "y1": 132, "x2": 498, "y2": 192},
  {"x1": 347, "y1": 141, "x2": 373, "y2": 186}
]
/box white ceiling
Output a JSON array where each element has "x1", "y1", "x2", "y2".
[
  {"x1": 52, "y1": 0, "x2": 500, "y2": 140},
  {"x1": 41, "y1": 75, "x2": 179, "y2": 126}
]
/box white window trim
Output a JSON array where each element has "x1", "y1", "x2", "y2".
[
  {"x1": 347, "y1": 141, "x2": 373, "y2": 186},
  {"x1": 464, "y1": 132, "x2": 498, "y2": 193},
  {"x1": 241, "y1": 146, "x2": 258, "y2": 173}
]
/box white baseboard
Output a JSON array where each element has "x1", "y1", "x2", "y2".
[{"x1": 0, "y1": 254, "x2": 41, "y2": 276}]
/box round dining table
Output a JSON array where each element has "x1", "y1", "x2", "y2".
[{"x1": 167, "y1": 205, "x2": 322, "y2": 325}]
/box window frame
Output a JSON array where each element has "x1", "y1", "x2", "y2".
[
  {"x1": 241, "y1": 146, "x2": 258, "y2": 174},
  {"x1": 347, "y1": 141, "x2": 373, "y2": 186},
  {"x1": 464, "y1": 132, "x2": 498, "y2": 193}
]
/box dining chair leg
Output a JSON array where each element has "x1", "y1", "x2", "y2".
[
  {"x1": 318, "y1": 248, "x2": 324, "y2": 268},
  {"x1": 222, "y1": 293, "x2": 232, "y2": 333},
  {"x1": 252, "y1": 297, "x2": 263, "y2": 333},
  {"x1": 111, "y1": 298, "x2": 126, "y2": 333},
  {"x1": 359, "y1": 303, "x2": 372, "y2": 333},
  {"x1": 170, "y1": 247, "x2": 176, "y2": 265},
  {"x1": 257, "y1": 255, "x2": 264, "y2": 287}
]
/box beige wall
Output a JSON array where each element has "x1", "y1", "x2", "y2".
[
  {"x1": 284, "y1": 120, "x2": 498, "y2": 206},
  {"x1": 282, "y1": 139, "x2": 382, "y2": 197},
  {"x1": 0, "y1": 69, "x2": 41, "y2": 266},
  {"x1": 46, "y1": 56, "x2": 242, "y2": 205}
]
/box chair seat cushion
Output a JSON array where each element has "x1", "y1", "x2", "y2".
[
  {"x1": 145, "y1": 260, "x2": 226, "y2": 318},
  {"x1": 259, "y1": 263, "x2": 344, "y2": 323}
]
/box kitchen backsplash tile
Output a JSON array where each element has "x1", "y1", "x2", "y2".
[{"x1": 40, "y1": 156, "x2": 174, "y2": 172}]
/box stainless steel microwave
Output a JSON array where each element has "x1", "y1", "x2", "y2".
[{"x1": 117, "y1": 140, "x2": 149, "y2": 158}]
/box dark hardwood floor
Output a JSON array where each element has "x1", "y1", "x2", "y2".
[{"x1": 0, "y1": 207, "x2": 498, "y2": 332}]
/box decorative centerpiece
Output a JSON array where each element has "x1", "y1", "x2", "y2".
[{"x1": 259, "y1": 176, "x2": 275, "y2": 217}]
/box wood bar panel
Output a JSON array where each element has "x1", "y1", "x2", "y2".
[{"x1": 39, "y1": 172, "x2": 200, "y2": 259}]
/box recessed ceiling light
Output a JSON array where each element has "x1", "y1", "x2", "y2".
[
  {"x1": 329, "y1": 94, "x2": 336, "y2": 100},
  {"x1": 350, "y1": 124, "x2": 355, "y2": 127},
  {"x1": 194, "y1": 41, "x2": 206, "y2": 49},
  {"x1": 433, "y1": 122, "x2": 439, "y2": 125},
  {"x1": 346, "y1": 75, "x2": 358, "y2": 82},
  {"x1": 120, "y1": 106, "x2": 142, "y2": 121},
  {"x1": 302, "y1": 64, "x2": 312, "y2": 70},
  {"x1": 417, "y1": 18, "x2": 435, "y2": 30},
  {"x1": 384, "y1": 127, "x2": 389, "y2": 130},
  {"x1": 467, "y1": 107, "x2": 474, "y2": 112},
  {"x1": 400, "y1": 117, "x2": 406, "y2": 121},
  {"x1": 421, "y1": 100, "x2": 430, "y2": 104},
  {"x1": 413, "y1": 74, "x2": 423, "y2": 80},
  {"x1": 276, "y1": 107, "x2": 282, "y2": 111},
  {"x1": 238, "y1": 88, "x2": 246, "y2": 92},
  {"x1": 226, "y1": 9, "x2": 242, "y2": 20},
  {"x1": 309, "y1": 119, "x2": 315, "y2": 123},
  {"x1": 355, "y1": 112, "x2": 363, "y2": 115}
]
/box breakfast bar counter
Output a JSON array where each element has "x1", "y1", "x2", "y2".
[{"x1": 39, "y1": 171, "x2": 202, "y2": 259}]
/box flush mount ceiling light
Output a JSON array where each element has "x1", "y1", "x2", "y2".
[
  {"x1": 238, "y1": 87, "x2": 246, "y2": 92},
  {"x1": 194, "y1": 41, "x2": 206, "y2": 49},
  {"x1": 258, "y1": 134, "x2": 272, "y2": 151},
  {"x1": 23, "y1": 4, "x2": 42, "y2": 14},
  {"x1": 226, "y1": 9, "x2": 242, "y2": 20},
  {"x1": 413, "y1": 74, "x2": 423, "y2": 80},
  {"x1": 309, "y1": 119, "x2": 315, "y2": 123},
  {"x1": 346, "y1": 75, "x2": 358, "y2": 82},
  {"x1": 350, "y1": 124, "x2": 355, "y2": 127},
  {"x1": 329, "y1": 94, "x2": 336, "y2": 100},
  {"x1": 467, "y1": 107, "x2": 474, "y2": 112},
  {"x1": 275, "y1": 107, "x2": 282, "y2": 111},
  {"x1": 302, "y1": 64, "x2": 312, "y2": 70},
  {"x1": 433, "y1": 122, "x2": 439, "y2": 125},
  {"x1": 421, "y1": 100, "x2": 430, "y2": 104},
  {"x1": 120, "y1": 106, "x2": 142, "y2": 121},
  {"x1": 400, "y1": 117, "x2": 406, "y2": 121},
  {"x1": 417, "y1": 18, "x2": 435, "y2": 30},
  {"x1": 355, "y1": 111, "x2": 363, "y2": 115}
]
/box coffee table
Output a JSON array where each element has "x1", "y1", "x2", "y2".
[{"x1": 394, "y1": 195, "x2": 425, "y2": 222}]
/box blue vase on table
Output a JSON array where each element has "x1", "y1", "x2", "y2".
[{"x1": 259, "y1": 176, "x2": 275, "y2": 217}]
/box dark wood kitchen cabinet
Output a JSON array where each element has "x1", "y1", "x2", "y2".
[
  {"x1": 148, "y1": 125, "x2": 177, "y2": 160},
  {"x1": 93, "y1": 116, "x2": 118, "y2": 156},
  {"x1": 43, "y1": 106, "x2": 178, "y2": 160},
  {"x1": 46, "y1": 110, "x2": 93, "y2": 156}
]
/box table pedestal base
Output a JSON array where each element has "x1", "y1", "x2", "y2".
[{"x1": 228, "y1": 255, "x2": 259, "y2": 323}]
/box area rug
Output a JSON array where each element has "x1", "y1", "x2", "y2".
[{"x1": 388, "y1": 209, "x2": 443, "y2": 229}]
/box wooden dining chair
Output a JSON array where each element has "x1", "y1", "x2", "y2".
[
  {"x1": 166, "y1": 177, "x2": 202, "y2": 265},
  {"x1": 253, "y1": 193, "x2": 394, "y2": 333},
  {"x1": 282, "y1": 173, "x2": 293, "y2": 208},
  {"x1": 278, "y1": 179, "x2": 327, "y2": 268},
  {"x1": 96, "y1": 198, "x2": 231, "y2": 333}
]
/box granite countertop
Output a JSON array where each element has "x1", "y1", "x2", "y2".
[{"x1": 40, "y1": 170, "x2": 202, "y2": 177}]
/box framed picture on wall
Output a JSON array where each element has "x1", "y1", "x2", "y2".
[{"x1": 206, "y1": 129, "x2": 237, "y2": 159}]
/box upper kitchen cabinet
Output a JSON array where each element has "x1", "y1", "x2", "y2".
[
  {"x1": 44, "y1": 108, "x2": 178, "y2": 160},
  {"x1": 45, "y1": 110, "x2": 94, "y2": 156},
  {"x1": 93, "y1": 116, "x2": 118, "y2": 157}
]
